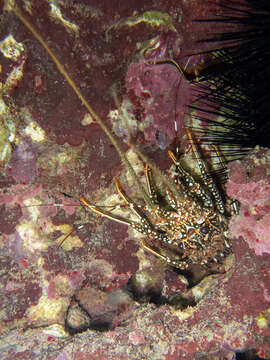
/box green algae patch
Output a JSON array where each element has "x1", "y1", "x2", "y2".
[{"x1": 108, "y1": 11, "x2": 177, "y2": 34}]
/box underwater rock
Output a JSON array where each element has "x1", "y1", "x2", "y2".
[
  {"x1": 228, "y1": 148, "x2": 270, "y2": 256},
  {"x1": 1, "y1": 1, "x2": 270, "y2": 359}
]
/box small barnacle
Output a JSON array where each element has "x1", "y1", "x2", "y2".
[
  {"x1": 65, "y1": 303, "x2": 91, "y2": 335},
  {"x1": 256, "y1": 310, "x2": 270, "y2": 329},
  {"x1": 43, "y1": 324, "x2": 69, "y2": 338},
  {"x1": 24, "y1": 120, "x2": 46, "y2": 143},
  {"x1": 0, "y1": 91, "x2": 20, "y2": 165},
  {"x1": 0, "y1": 34, "x2": 24, "y2": 61},
  {"x1": 49, "y1": 3, "x2": 79, "y2": 34}
]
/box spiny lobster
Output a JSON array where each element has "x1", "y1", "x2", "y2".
[{"x1": 80, "y1": 127, "x2": 232, "y2": 270}]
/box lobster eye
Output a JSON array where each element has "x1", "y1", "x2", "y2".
[{"x1": 200, "y1": 225, "x2": 210, "y2": 235}]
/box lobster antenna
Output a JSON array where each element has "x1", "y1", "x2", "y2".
[
  {"x1": 127, "y1": 142, "x2": 184, "y2": 203},
  {"x1": 10, "y1": 2, "x2": 152, "y2": 208}
]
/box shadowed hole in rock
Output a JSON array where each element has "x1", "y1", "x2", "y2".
[
  {"x1": 64, "y1": 266, "x2": 207, "y2": 336},
  {"x1": 126, "y1": 269, "x2": 198, "y2": 309},
  {"x1": 65, "y1": 303, "x2": 114, "y2": 334},
  {"x1": 235, "y1": 349, "x2": 263, "y2": 360},
  {"x1": 65, "y1": 287, "x2": 134, "y2": 335}
]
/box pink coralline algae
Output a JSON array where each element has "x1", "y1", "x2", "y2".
[
  {"x1": 227, "y1": 148, "x2": 270, "y2": 256},
  {"x1": 125, "y1": 59, "x2": 194, "y2": 149},
  {"x1": 2, "y1": 236, "x2": 270, "y2": 359},
  {"x1": 10, "y1": 136, "x2": 39, "y2": 184},
  {"x1": 2, "y1": 147, "x2": 270, "y2": 359},
  {"x1": 1, "y1": 1, "x2": 270, "y2": 360}
]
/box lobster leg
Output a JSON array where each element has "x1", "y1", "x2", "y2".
[
  {"x1": 186, "y1": 128, "x2": 225, "y2": 214},
  {"x1": 80, "y1": 196, "x2": 134, "y2": 226}
]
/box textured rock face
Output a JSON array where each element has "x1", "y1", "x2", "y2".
[
  {"x1": 227, "y1": 148, "x2": 270, "y2": 257},
  {"x1": 0, "y1": 1, "x2": 270, "y2": 360}
]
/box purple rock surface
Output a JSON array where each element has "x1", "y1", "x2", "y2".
[{"x1": 0, "y1": 1, "x2": 269, "y2": 360}]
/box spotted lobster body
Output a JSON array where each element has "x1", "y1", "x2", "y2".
[
  {"x1": 133, "y1": 193, "x2": 230, "y2": 270},
  {"x1": 81, "y1": 129, "x2": 233, "y2": 270}
]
